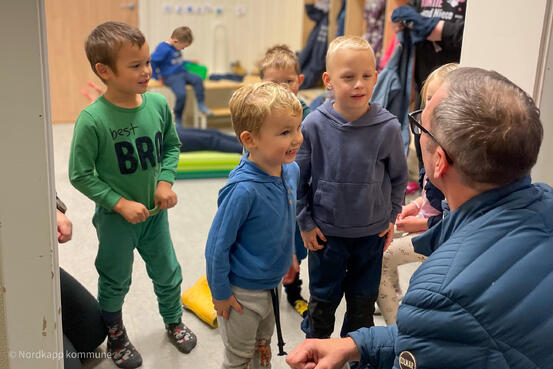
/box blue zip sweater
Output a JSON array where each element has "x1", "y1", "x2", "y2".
[
  {"x1": 296, "y1": 100, "x2": 408, "y2": 238},
  {"x1": 150, "y1": 42, "x2": 186, "y2": 80},
  {"x1": 205, "y1": 157, "x2": 299, "y2": 300},
  {"x1": 348, "y1": 176, "x2": 553, "y2": 369}
]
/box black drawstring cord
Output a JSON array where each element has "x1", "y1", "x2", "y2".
[{"x1": 270, "y1": 288, "x2": 287, "y2": 356}]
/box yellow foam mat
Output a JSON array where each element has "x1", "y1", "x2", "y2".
[{"x1": 181, "y1": 275, "x2": 218, "y2": 328}]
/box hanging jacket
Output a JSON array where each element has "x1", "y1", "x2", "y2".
[
  {"x1": 298, "y1": 3, "x2": 329, "y2": 89},
  {"x1": 391, "y1": 5, "x2": 440, "y2": 44},
  {"x1": 370, "y1": 30, "x2": 415, "y2": 155}
]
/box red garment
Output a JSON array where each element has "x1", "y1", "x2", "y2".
[{"x1": 378, "y1": 33, "x2": 398, "y2": 71}]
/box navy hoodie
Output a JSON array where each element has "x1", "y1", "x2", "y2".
[
  {"x1": 205, "y1": 157, "x2": 299, "y2": 300},
  {"x1": 296, "y1": 100, "x2": 408, "y2": 238}
]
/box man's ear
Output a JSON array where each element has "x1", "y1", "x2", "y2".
[
  {"x1": 239, "y1": 130, "x2": 256, "y2": 151},
  {"x1": 95, "y1": 63, "x2": 111, "y2": 81},
  {"x1": 298, "y1": 74, "x2": 305, "y2": 88},
  {"x1": 322, "y1": 72, "x2": 332, "y2": 89},
  {"x1": 434, "y1": 147, "x2": 450, "y2": 178}
]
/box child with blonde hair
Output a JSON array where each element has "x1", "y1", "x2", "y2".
[
  {"x1": 376, "y1": 62, "x2": 459, "y2": 325},
  {"x1": 259, "y1": 44, "x2": 311, "y2": 317},
  {"x1": 205, "y1": 81, "x2": 303, "y2": 368},
  {"x1": 296, "y1": 36, "x2": 408, "y2": 340}
]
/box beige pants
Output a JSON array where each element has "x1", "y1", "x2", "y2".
[
  {"x1": 376, "y1": 234, "x2": 426, "y2": 325},
  {"x1": 218, "y1": 285, "x2": 278, "y2": 369}
]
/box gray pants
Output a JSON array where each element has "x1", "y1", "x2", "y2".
[{"x1": 218, "y1": 285, "x2": 279, "y2": 369}]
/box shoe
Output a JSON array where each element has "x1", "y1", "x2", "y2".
[
  {"x1": 106, "y1": 324, "x2": 142, "y2": 369},
  {"x1": 166, "y1": 321, "x2": 197, "y2": 354},
  {"x1": 293, "y1": 299, "x2": 309, "y2": 317},
  {"x1": 405, "y1": 181, "x2": 419, "y2": 195},
  {"x1": 197, "y1": 103, "x2": 213, "y2": 116}
]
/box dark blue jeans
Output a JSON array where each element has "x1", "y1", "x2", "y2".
[
  {"x1": 176, "y1": 126, "x2": 243, "y2": 153},
  {"x1": 163, "y1": 70, "x2": 205, "y2": 123},
  {"x1": 305, "y1": 234, "x2": 384, "y2": 338}
]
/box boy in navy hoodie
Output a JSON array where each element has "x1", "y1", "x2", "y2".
[
  {"x1": 205, "y1": 82, "x2": 303, "y2": 368},
  {"x1": 151, "y1": 26, "x2": 212, "y2": 125},
  {"x1": 296, "y1": 36, "x2": 408, "y2": 340}
]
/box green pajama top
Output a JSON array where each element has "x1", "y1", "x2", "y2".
[{"x1": 69, "y1": 92, "x2": 181, "y2": 210}]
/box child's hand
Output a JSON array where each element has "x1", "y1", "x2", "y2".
[
  {"x1": 283, "y1": 254, "x2": 300, "y2": 284},
  {"x1": 300, "y1": 227, "x2": 326, "y2": 251},
  {"x1": 378, "y1": 222, "x2": 394, "y2": 252},
  {"x1": 396, "y1": 216, "x2": 428, "y2": 233},
  {"x1": 213, "y1": 295, "x2": 243, "y2": 320},
  {"x1": 155, "y1": 181, "x2": 178, "y2": 210},
  {"x1": 398, "y1": 200, "x2": 420, "y2": 220},
  {"x1": 113, "y1": 198, "x2": 149, "y2": 224}
]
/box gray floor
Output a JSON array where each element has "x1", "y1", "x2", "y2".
[{"x1": 53, "y1": 123, "x2": 419, "y2": 369}]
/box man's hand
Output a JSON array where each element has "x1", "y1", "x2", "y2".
[
  {"x1": 113, "y1": 198, "x2": 149, "y2": 224},
  {"x1": 213, "y1": 295, "x2": 243, "y2": 320},
  {"x1": 300, "y1": 227, "x2": 327, "y2": 251},
  {"x1": 286, "y1": 337, "x2": 361, "y2": 369},
  {"x1": 283, "y1": 254, "x2": 300, "y2": 285},
  {"x1": 155, "y1": 180, "x2": 178, "y2": 210},
  {"x1": 56, "y1": 209, "x2": 73, "y2": 243},
  {"x1": 378, "y1": 222, "x2": 394, "y2": 252}
]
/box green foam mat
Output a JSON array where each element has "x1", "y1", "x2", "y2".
[{"x1": 176, "y1": 151, "x2": 241, "y2": 179}]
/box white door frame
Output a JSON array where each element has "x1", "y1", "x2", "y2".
[{"x1": 0, "y1": 1, "x2": 63, "y2": 368}]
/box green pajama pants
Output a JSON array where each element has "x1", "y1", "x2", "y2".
[{"x1": 92, "y1": 206, "x2": 183, "y2": 324}]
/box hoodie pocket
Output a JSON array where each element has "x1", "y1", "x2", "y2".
[{"x1": 313, "y1": 180, "x2": 385, "y2": 227}]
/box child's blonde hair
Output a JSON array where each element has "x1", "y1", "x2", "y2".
[
  {"x1": 229, "y1": 81, "x2": 302, "y2": 142},
  {"x1": 171, "y1": 26, "x2": 193, "y2": 44},
  {"x1": 420, "y1": 63, "x2": 460, "y2": 107},
  {"x1": 326, "y1": 36, "x2": 375, "y2": 70},
  {"x1": 258, "y1": 44, "x2": 301, "y2": 79}
]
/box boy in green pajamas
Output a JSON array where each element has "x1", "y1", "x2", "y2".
[{"x1": 69, "y1": 21, "x2": 196, "y2": 369}]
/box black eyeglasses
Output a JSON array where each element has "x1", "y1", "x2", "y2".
[{"x1": 408, "y1": 109, "x2": 453, "y2": 164}]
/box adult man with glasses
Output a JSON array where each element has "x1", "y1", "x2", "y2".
[
  {"x1": 408, "y1": 108, "x2": 453, "y2": 164},
  {"x1": 286, "y1": 67, "x2": 553, "y2": 369}
]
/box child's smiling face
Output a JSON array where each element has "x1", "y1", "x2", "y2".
[
  {"x1": 104, "y1": 41, "x2": 152, "y2": 96},
  {"x1": 246, "y1": 109, "x2": 303, "y2": 177}
]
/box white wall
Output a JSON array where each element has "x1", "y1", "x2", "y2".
[
  {"x1": 461, "y1": 0, "x2": 553, "y2": 185},
  {"x1": 0, "y1": 1, "x2": 63, "y2": 368},
  {"x1": 139, "y1": 0, "x2": 304, "y2": 75},
  {"x1": 534, "y1": 3, "x2": 553, "y2": 185}
]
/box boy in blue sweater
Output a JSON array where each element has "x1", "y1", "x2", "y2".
[
  {"x1": 205, "y1": 82, "x2": 303, "y2": 368},
  {"x1": 151, "y1": 26, "x2": 212, "y2": 125},
  {"x1": 296, "y1": 36, "x2": 408, "y2": 340}
]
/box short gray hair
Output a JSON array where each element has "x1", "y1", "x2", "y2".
[{"x1": 431, "y1": 67, "x2": 542, "y2": 187}]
